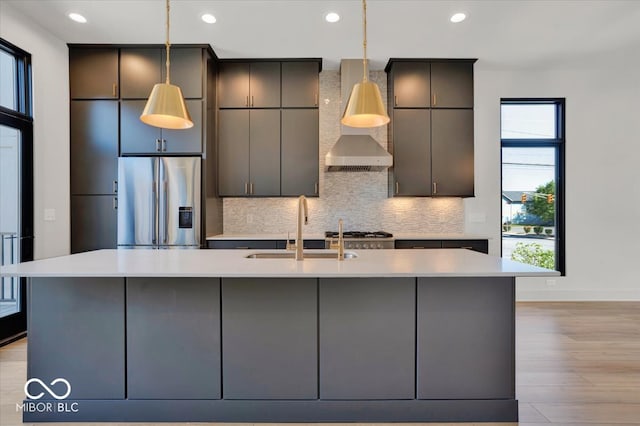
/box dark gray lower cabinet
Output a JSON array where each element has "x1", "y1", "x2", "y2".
[
  {"x1": 29, "y1": 278, "x2": 125, "y2": 399},
  {"x1": 222, "y1": 278, "x2": 317, "y2": 399},
  {"x1": 319, "y1": 278, "x2": 415, "y2": 399},
  {"x1": 71, "y1": 195, "x2": 117, "y2": 253},
  {"x1": 417, "y1": 277, "x2": 514, "y2": 399},
  {"x1": 127, "y1": 278, "x2": 221, "y2": 399}
]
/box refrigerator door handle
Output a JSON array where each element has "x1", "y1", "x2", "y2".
[
  {"x1": 163, "y1": 180, "x2": 169, "y2": 244},
  {"x1": 152, "y1": 181, "x2": 157, "y2": 244}
]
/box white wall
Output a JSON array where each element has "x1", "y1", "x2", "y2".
[
  {"x1": 466, "y1": 49, "x2": 640, "y2": 300},
  {"x1": 0, "y1": 2, "x2": 70, "y2": 260}
]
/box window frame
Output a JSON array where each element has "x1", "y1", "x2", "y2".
[{"x1": 500, "y1": 98, "x2": 565, "y2": 275}]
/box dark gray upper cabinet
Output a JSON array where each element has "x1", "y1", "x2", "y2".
[
  {"x1": 319, "y1": 278, "x2": 415, "y2": 399},
  {"x1": 431, "y1": 109, "x2": 474, "y2": 196},
  {"x1": 386, "y1": 59, "x2": 475, "y2": 197},
  {"x1": 71, "y1": 195, "x2": 117, "y2": 253},
  {"x1": 69, "y1": 48, "x2": 119, "y2": 99},
  {"x1": 218, "y1": 109, "x2": 250, "y2": 196},
  {"x1": 218, "y1": 61, "x2": 281, "y2": 108},
  {"x1": 391, "y1": 109, "x2": 431, "y2": 196},
  {"x1": 120, "y1": 99, "x2": 202, "y2": 154},
  {"x1": 161, "y1": 47, "x2": 203, "y2": 99},
  {"x1": 127, "y1": 278, "x2": 221, "y2": 399},
  {"x1": 417, "y1": 277, "x2": 514, "y2": 399},
  {"x1": 431, "y1": 62, "x2": 474, "y2": 108},
  {"x1": 281, "y1": 109, "x2": 319, "y2": 196},
  {"x1": 120, "y1": 47, "x2": 204, "y2": 100},
  {"x1": 120, "y1": 48, "x2": 161, "y2": 99},
  {"x1": 222, "y1": 278, "x2": 318, "y2": 399},
  {"x1": 70, "y1": 100, "x2": 119, "y2": 195},
  {"x1": 281, "y1": 62, "x2": 319, "y2": 107},
  {"x1": 217, "y1": 59, "x2": 320, "y2": 197},
  {"x1": 218, "y1": 109, "x2": 280, "y2": 196},
  {"x1": 390, "y1": 61, "x2": 430, "y2": 108},
  {"x1": 249, "y1": 109, "x2": 281, "y2": 196},
  {"x1": 387, "y1": 60, "x2": 474, "y2": 108}
]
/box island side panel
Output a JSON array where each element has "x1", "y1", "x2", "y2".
[
  {"x1": 319, "y1": 277, "x2": 416, "y2": 399},
  {"x1": 221, "y1": 278, "x2": 318, "y2": 399},
  {"x1": 417, "y1": 276, "x2": 515, "y2": 399},
  {"x1": 126, "y1": 277, "x2": 221, "y2": 399},
  {"x1": 28, "y1": 277, "x2": 125, "y2": 399}
]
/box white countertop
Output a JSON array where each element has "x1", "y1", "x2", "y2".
[
  {"x1": 0, "y1": 249, "x2": 557, "y2": 278},
  {"x1": 206, "y1": 233, "x2": 491, "y2": 240}
]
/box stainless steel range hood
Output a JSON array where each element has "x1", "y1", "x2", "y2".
[{"x1": 325, "y1": 59, "x2": 392, "y2": 172}]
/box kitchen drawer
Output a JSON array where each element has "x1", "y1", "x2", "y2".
[
  {"x1": 207, "y1": 240, "x2": 278, "y2": 249},
  {"x1": 442, "y1": 240, "x2": 489, "y2": 254},
  {"x1": 394, "y1": 240, "x2": 442, "y2": 249}
]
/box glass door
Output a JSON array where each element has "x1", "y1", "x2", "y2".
[
  {"x1": 0, "y1": 38, "x2": 32, "y2": 343},
  {"x1": 1, "y1": 125, "x2": 21, "y2": 318}
]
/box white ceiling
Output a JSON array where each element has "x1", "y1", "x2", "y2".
[{"x1": 4, "y1": 0, "x2": 640, "y2": 70}]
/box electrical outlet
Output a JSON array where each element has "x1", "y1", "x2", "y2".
[
  {"x1": 246, "y1": 214, "x2": 254, "y2": 224},
  {"x1": 44, "y1": 208, "x2": 56, "y2": 221},
  {"x1": 546, "y1": 279, "x2": 557, "y2": 287}
]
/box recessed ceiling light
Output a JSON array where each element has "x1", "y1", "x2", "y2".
[
  {"x1": 68, "y1": 12, "x2": 87, "y2": 24},
  {"x1": 450, "y1": 12, "x2": 466, "y2": 23},
  {"x1": 201, "y1": 13, "x2": 217, "y2": 24},
  {"x1": 325, "y1": 12, "x2": 340, "y2": 23}
]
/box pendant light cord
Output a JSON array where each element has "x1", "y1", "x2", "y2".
[
  {"x1": 165, "y1": 0, "x2": 171, "y2": 84},
  {"x1": 362, "y1": 0, "x2": 368, "y2": 82}
]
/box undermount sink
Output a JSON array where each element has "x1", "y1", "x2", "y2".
[{"x1": 245, "y1": 251, "x2": 358, "y2": 259}]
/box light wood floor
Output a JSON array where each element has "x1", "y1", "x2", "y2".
[{"x1": 1, "y1": 302, "x2": 639, "y2": 425}]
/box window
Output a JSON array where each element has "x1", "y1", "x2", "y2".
[
  {"x1": 501, "y1": 99, "x2": 565, "y2": 273},
  {"x1": 0, "y1": 37, "x2": 33, "y2": 342}
]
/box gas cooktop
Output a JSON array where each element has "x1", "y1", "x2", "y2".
[{"x1": 324, "y1": 231, "x2": 393, "y2": 239}]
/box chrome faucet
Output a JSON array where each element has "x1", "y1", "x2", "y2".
[{"x1": 295, "y1": 195, "x2": 308, "y2": 261}]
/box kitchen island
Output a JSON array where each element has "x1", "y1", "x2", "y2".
[{"x1": 1, "y1": 249, "x2": 557, "y2": 423}]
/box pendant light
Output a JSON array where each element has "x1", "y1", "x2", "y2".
[
  {"x1": 341, "y1": 0, "x2": 390, "y2": 128},
  {"x1": 140, "y1": 0, "x2": 193, "y2": 129}
]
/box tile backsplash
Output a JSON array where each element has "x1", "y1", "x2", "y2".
[{"x1": 222, "y1": 70, "x2": 464, "y2": 235}]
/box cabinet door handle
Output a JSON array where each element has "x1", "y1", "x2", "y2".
[
  {"x1": 155, "y1": 139, "x2": 161, "y2": 152},
  {"x1": 314, "y1": 92, "x2": 318, "y2": 106},
  {"x1": 112, "y1": 83, "x2": 117, "y2": 97},
  {"x1": 113, "y1": 180, "x2": 118, "y2": 194},
  {"x1": 244, "y1": 182, "x2": 248, "y2": 194},
  {"x1": 433, "y1": 182, "x2": 437, "y2": 194},
  {"x1": 113, "y1": 197, "x2": 118, "y2": 210},
  {"x1": 314, "y1": 182, "x2": 318, "y2": 195},
  {"x1": 250, "y1": 182, "x2": 254, "y2": 194},
  {"x1": 246, "y1": 95, "x2": 249, "y2": 107},
  {"x1": 412, "y1": 246, "x2": 425, "y2": 249},
  {"x1": 433, "y1": 93, "x2": 437, "y2": 106},
  {"x1": 394, "y1": 95, "x2": 398, "y2": 107},
  {"x1": 395, "y1": 181, "x2": 399, "y2": 194},
  {"x1": 251, "y1": 95, "x2": 254, "y2": 107},
  {"x1": 161, "y1": 139, "x2": 167, "y2": 152}
]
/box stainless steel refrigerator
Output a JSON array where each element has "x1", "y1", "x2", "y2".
[{"x1": 117, "y1": 157, "x2": 201, "y2": 249}]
